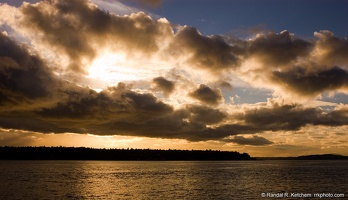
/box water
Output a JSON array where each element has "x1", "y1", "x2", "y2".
[{"x1": 0, "y1": 160, "x2": 347, "y2": 199}]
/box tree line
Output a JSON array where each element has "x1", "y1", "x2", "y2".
[{"x1": 0, "y1": 146, "x2": 254, "y2": 160}]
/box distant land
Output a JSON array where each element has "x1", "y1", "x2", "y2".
[
  {"x1": 296, "y1": 154, "x2": 348, "y2": 160},
  {"x1": 0, "y1": 146, "x2": 254, "y2": 161},
  {"x1": 257, "y1": 154, "x2": 348, "y2": 160}
]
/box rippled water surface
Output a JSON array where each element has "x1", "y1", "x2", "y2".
[{"x1": 0, "y1": 160, "x2": 347, "y2": 199}]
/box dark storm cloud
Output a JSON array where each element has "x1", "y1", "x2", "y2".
[
  {"x1": 172, "y1": 26, "x2": 241, "y2": 72},
  {"x1": 247, "y1": 30, "x2": 312, "y2": 68},
  {"x1": 0, "y1": 32, "x2": 58, "y2": 105},
  {"x1": 37, "y1": 96, "x2": 232, "y2": 141},
  {"x1": 189, "y1": 84, "x2": 224, "y2": 105},
  {"x1": 96, "y1": 111, "x2": 249, "y2": 141},
  {"x1": 19, "y1": 0, "x2": 172, "y2": 73},
  {"x1": 40, "y1": 82, "x2": 173, "y2": 120},
  {"x1": 241, "y1": 104, "x2": 316, "y2": 131},
  {"x1": 186, "y1": 105, "x2": 226, "y2": 125},
  {"x1": 0, "y1": 115, "x2": 76, "y2": 133},
  {"x1": 240, "y1": 103, "x2": 348, "y2": 131},
  {"x1": 88, "y1": 102, "x2": 343, "y2": 142},
  {"x1": 33, "y1": 95, "x2": 348, "y2": 141},
  {"x1": 0, "y1": 32, "x2": 80, "y2": 133},
  {"x1": 227, "y1": 135, "x2": 273, "y2": 146},
  {"x1": 271, "y1": 66, "x2": 348, "y2": 97},
  {"x1": 0, "y1": 82, "x2": 176, "y2": 136},
  {"x1": 152, "y1": 76, "x2": 175, "y2": 96},
  {"x1": 39, "y1": 101, "x2": 238, "y2": 141}
]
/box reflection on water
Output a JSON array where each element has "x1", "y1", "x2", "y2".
[{"x1": 0, "y1": 160, "x2": 347, "y2": 199}]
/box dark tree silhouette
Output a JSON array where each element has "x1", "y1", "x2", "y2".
[{"x1": 0, "y1": 146, "x2": 254, "y2": 160}]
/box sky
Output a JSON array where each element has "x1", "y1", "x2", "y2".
[{"x1": 0, "y1": 0, "x2": 348, "y2": 157}]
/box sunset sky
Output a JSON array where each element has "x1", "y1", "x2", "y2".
[{"x1": 0, "y1": 0, "x2": 348, "y2": 157}]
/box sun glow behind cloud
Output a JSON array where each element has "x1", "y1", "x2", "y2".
[
  {"x1": 86, "y1": 49, "x2": 172, "y2": 91},
  {"x1": 87, "y1": 52, "x2": 138, "y2": 83}
]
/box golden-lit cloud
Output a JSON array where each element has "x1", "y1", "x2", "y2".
[
  {"x1": 314, "y1": 30, "x2": 348, "y2": 67},
  {"x1": 3, "y1": 0, "x2": 172, "y2": 74}
]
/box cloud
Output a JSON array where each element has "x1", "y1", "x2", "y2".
[
  {"x1": 247, "y1": 30, "x2": 312, "y2": 68},
  {"x1": 0, "y1": 129, "x2": 38, "y2": 146},
  {"x1": 99, "y1": 114, "x2": 246, "y2": 141},
  {"x1": 15, "y1": 0, "x2": 172, "y2": 73},
  {"x1": 39, "y1": 82, "x2": 173, "y2": 121},
  {"x1": 35, "y1": 92, "x2": 232, "y2": 141},
  {"x1": 186, "y1": 105, "x2": 226, "y2": 125},
  {"x1": 235, "y1": 30, "x2": 348, "y2": 98},
  {"x1": 37, "y1": 98, "x2": 339, "y2": 142},
  {"x1": 0, "y1": 32, "x2": 59, "y2": 105},
  {"x1": 227, "y1": 135, "x2": 273, "y2": 146},
  {"x1": 271, "y1": 66, "x2": 348, "y2": 97},
  {"x1": 239, "y1": 102, "x2": 348, "y2": 131},
  {"x1": 0, "y1": 116, "x2": 75, "y2": 134},
  {"x1": 314, "y1": 30, "x2": 348, "y2": 67},
  {"x1": 171, "y1": 26, "x2": 241, "y2": 73},
  {"x1": 152, "y1": 76, "x2": 175, "y2": 96},
  {"x1": 189, "y1": 84, "x2": 224, "y2": 105}
]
